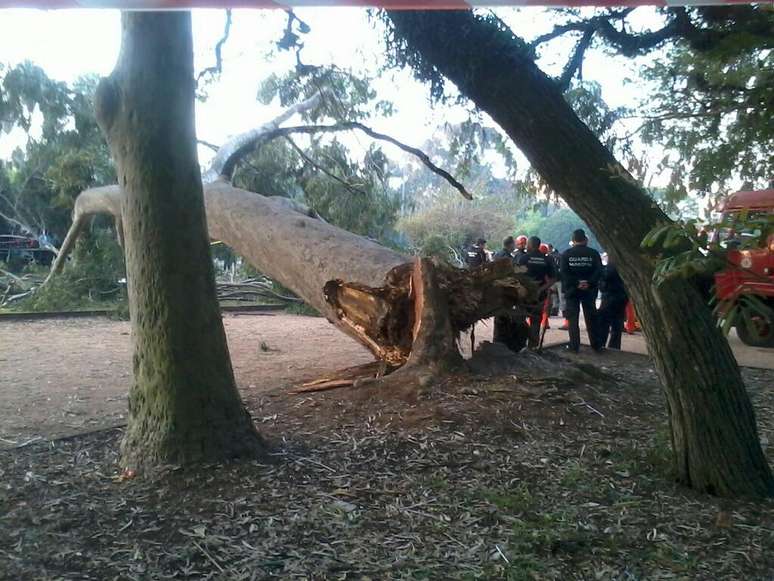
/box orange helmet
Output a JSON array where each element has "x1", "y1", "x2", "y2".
[{"x1": 539, "y1": 243, "x2": 549, "y2": 254}]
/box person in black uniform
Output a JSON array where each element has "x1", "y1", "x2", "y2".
[
  {"x1": 561, "y1": 229, "x2": 603, "y2": 352},
  {"x1": 494, "y1": 236, "x2": 516, "y2": 260},
  {"x1": 465, "y1": 238, "x2": 489, "y2": 268},
  {"x1": 516, "y1": 236, "x2": 556, "y2": 349},
  {"x1": 493, "y1": 235, "x2": 527, "y2": 351},
  {"x1": 598, "y1": 256, "x2": 628, "y2": 350}
]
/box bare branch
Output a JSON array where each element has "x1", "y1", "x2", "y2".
[
  {"x1": 283, "y1": 136, "x2": 368, "y2": 196},
  {"x1": 198, "y1": 139, "x2": 220, "y2": 152},
  {"x1": 557, "y1": 28, "x2": 594, "y2": 92},
  {"x1": 205, "y1": 91, "x2": 327, "y2": 182},
  {"x1": 531, "y1": 8, "x2": 686, "y2": 58},
  {"x1": 341, "y1": 122, "x2": 474, "y2": 200},
  {"x1": 0, "y1": 206, "x2": 35, "y2": 234},
  {"x1": 208, "y1": 94, "x2": 473, "y2": 199},
  {"x1": 249, "y1": 122, "x2": 473, "y2": 200},
  {"x1": 196, "y1": 9, "x2": 232, "y2": 86},
  {"x1": 530, "y1": 21, "x2": 588, "y2": 48}
]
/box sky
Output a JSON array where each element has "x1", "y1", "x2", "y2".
[{"x1": 0, "y1": 7, "x2": 666, "y2": 183}]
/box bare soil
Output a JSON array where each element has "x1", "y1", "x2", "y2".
[
  {"x1": 0, "y1": 313, "x2": 373, "y2": 445},
  {"x1": 0, "y1": 314, "x2": 772, "y2": 580}
]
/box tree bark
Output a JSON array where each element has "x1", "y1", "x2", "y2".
[
  {"x1": 95, "y1": 12, "x2": 264, "y2": 471},
  {"x1": 53, "y1": 179, "x2": 534, "y2": 367},
  {"x1": 387, "y1": 10, "x2": 773, "y2": 497}
]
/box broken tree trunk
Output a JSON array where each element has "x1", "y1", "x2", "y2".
[
  {"x1": 210, "y1": 182, "x2": 535, "y2": 367},
  {"x1": 48, "y1": 178, "x2": 535, "y2": 368}
]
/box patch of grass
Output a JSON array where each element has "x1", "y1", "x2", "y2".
[
  {"x1": 16, "y1": 228, "x2": 127, "y2": 313},
  {"x1": 609, "y1": 424, "x2": 674, "y2": 484},
  {"x1": 559, "y1": 460, "x2": 589, "y2": 487},
  {"x1": 478, "y1": 482, "x2": 534, "y2": 512},
  {"x1": 425, "y1": 475, "x2": 450, "y2": 491}
]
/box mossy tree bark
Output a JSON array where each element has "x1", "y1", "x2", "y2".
[
  {"x1": 387, "y1": 10, "x2": 773, "y2": 497},
  {"x1": 95, "y1": 12, "x2": 264, "y2": 471}
]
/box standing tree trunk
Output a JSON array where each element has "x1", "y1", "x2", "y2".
[
  {"x1": 387, "y1": 10, "x2": 773, "y2": 497},
  {"x1": 95, "y1": 12, "x2": 264, "y2": 471}
]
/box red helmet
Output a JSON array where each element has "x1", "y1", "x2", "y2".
[
  {"x1": 539, "y1": 243, "x2": 549, "y2": 254},
  {"x1": 515, "y1": 235, "x2": 528, "y2": 247}
]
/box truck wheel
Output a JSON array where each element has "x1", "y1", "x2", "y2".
[{"x1": 736, "y1": 313, "x2": 774, "y2": 348}]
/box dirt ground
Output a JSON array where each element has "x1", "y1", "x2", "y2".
[
  {"x1": 0, "y1": 313, "x2": 375, "y2": 446},
  {"x1": 1, "y1": 314, "x2": 773, "y2": 580},
  {"x1": 0, "y1": 313, "x2": 770, "y2": 446}
]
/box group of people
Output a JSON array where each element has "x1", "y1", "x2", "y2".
[{"x1": 466, "y1": 229, "x2": 628, "y2": 353}]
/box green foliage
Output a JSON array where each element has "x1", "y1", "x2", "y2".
[
  {"x1": 18, "y1": 228, "x2": 126, "y2": 312},
  {"x1": 564, "y1": 81, "x2": 623, "y2": 150},
  {"x1": 398, "y1": 186, "x2": 518, "y2": 257},
  {"x1": 397, "y1": 136, "x2": 532, "y2": 257},
  {"x1": 301, "y1": 141, "x2": 402, "y2": 240},
  {"x1": 516, "y1": 207, "x2": 602, "y2": 252},
  {"x1": 240, "y1": 65, "x2": 408, "y2": 243},
  {"x1": 258, "y1": 67, "x2": 392, "y2": 123},
  {"x1": 640, "y1": 4, "x2": 774, "y2": 197},
  {"x1": 0, "y1": 64, "x2": 114, "y2": 238},
  {"x1": 445, "y1": 117, "x2": 517, "y2": 178},
  {"x1": 640, "y1": 41, "x2": 773, "y2": 195},
  {"x1": 233, "y1": 137, "x2": 403, "y2": 242},
  {"x1": 399, "y1": 200, "x2": 513, "y2": 260}
]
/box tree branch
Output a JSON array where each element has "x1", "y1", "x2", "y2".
[
  {"x1": 531, "y1": 21, "x2": 588, "y2": 48},
  {"x1": 531, "y1": 8, "x2": 686, "y2": 58},
  {"x1": 341, "y1": 122, "x2": 473, "y2": 200},
  {"x1": 250, "y1": 123, "x2": 472, "y2": 200},
  {"x1": 557, "y1": 28, "x2": 594, "y2": 92},
  {"x1": 196, "y1": 9, "x2": 232, "y2": 86},
  {"x1": 283, "y1": 136, "x2": 368, "y2": 196},
  {"x1": 198, "y1": 139, "x2": 220, "y2": 152},
  {"x1": 204, "y1": 91, "x2": 327, "y2": 182},
  {"x1": 0, "y1": 204, "x2": 35, "y2": 234},
  {"x1": 208, "y1": 98, "x2": 473, "y2": 200}
]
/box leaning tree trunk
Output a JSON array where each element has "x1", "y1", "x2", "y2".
[
  {"x1": 95, "y1": 11, "x2": 264, "y2": 471},
  {"x1": 53, "y1": 178, "x2": 535, "y2": 370},
  {"x1": 387, "y1": 10, "x2": 773, "y2": 497}
]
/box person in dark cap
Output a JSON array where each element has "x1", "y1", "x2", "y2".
[
  {"x1": 465, "y1": 237, "x2": 489, "y2": 268},
  {"x1": 560, "y1": 229, "x2": 603, "y2": 353},
  {"x1": 494, "y1": 236, "x2": 516, "y2": 260},
  {"x1": 516, "y1": 236, "x2": 556, "y2": 348}
]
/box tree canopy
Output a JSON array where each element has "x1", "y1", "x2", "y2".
[
  {"x1": 530, "y1": 6, "x2": 773, "y2": 197},
  {"x1": 0, "y1": 63, "x2": 114, "y2": 237}
]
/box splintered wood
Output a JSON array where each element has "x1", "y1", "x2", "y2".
[{"x1": 290, "y1": 361, "x2": 389, "y2": 394}]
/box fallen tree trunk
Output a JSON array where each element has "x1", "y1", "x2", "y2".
[
  {"x1": 48, "y1": 178, "x2": 535, "y2": 367},
  {"x1": 207, "y1": 182, "x2": 534, "y2": 366},
  {"x1": 47, "y1": 91, "x2": 536, "y2": 371}
]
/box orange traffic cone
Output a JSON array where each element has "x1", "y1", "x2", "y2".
[
  {"x1": 541, "y1": 297, "x2": 550, "y2": 329},
  {"x1": 625, "y1": 301, "x2": 640, "y2": 334}
]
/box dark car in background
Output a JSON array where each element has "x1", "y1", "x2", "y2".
[{"x1": 0, "y1": 234, "x2": 55, "y2": 266}]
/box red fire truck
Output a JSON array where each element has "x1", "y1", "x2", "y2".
[{"x1": 713, "y1": 189, "x2": 774, "y2": 347}]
